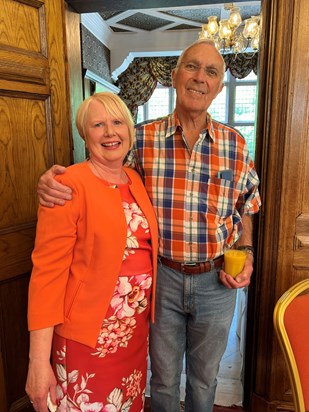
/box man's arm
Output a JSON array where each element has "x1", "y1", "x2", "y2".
[
  {"x1": 235, "y1": 214, "x2": 253, "y2": 248},
  {"x1": 37, "y1": 165, "x2": 72, "y2": 207}
]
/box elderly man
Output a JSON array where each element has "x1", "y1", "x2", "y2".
[{"x1": 37, "y1": 40, "x2": 261, "y2": 412}]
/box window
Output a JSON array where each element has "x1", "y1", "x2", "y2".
[
  {"x1": 137, "y1": 70, "x2": 257, "y2": 159},
  {"x1": 137, "y1": 86, "x2": 176, "y2": 123},
  {"x1": 208, "y1": 70, "x2": 258, "y2": 158}
]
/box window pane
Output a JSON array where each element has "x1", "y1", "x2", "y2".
[
  {"x1": 208, "y1": 87, "x2": 227, "y2": 122},
  {"x1": 234, "y1": 85, "x2": 257, "y2": 122},
  {"x1": 137, "y1": 106, "x2": 144, "y2": 124},
  {"x1": 148, "y1": 88, "x2": 170, "y2": 119},
  {"x1": 236, "y1": 125, "x2": 256, "y2": 159}
]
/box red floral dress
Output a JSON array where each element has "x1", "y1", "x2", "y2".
[{"x1": 52, "y1": 181, "x2": 153, "y2": 412}]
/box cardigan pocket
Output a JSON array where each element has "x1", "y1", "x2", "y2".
[{"x1": 64, "y1": 279, "x2": 83, "y2": 319}]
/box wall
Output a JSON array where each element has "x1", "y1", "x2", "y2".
[{"x1": 81, "y1": 25, "x2": 113, "y2": 84}]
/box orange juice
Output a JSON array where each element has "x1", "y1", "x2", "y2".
[{"x1": 224, "y1": 250, "x2": 247, "y2": 278}]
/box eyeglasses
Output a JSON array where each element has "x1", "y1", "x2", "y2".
[{"x1": 179, "y1": 62, "x2": 223, "y2": 79}]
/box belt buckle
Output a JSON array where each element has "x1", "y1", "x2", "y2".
[{"x1": 181, "y1": 262, "x2": 198, "y2": 274}]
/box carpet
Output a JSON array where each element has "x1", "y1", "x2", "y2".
[{"x1": 145, "y1": 398, "x2": 247, "y2": 411}]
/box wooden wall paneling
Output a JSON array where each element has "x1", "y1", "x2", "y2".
[
  {"x1": 251, "y1": 0, "x2": 309, "y2": 410},
  {"x1": 65, "y1": 3, "x2": 85, "y2": 164},
  {"x1": 0, "y1": 0, "x2": 72, "y2": 410},
  {"x1": 290, "y1": 0, "x2": 309, "y2": 272},
  {"x1": 271, "y1": 0, "x2": 309, "y2": 405},
  {"x1": 0, "y1": 275, "x2": 32, "y2": 411},
  {"x1": 294, "y1": 215, "x2": 309, "y2": 268},
  {"x1": 45, "y1": 0, "x2": 73, "y2": 166},
  {"x1": 252, "y1": 0, "x2": 294, "y2": 404}
]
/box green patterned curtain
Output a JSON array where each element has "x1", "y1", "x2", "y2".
[
  {"x1": 117, "y1": 54, "x2": 258, "y2": 121},
  {"x1": 117, "y1": 57, "x2": 178, "y2": 120},
  {"x1": 223, "y1": 52, "x2": 258, "y2": 78}
]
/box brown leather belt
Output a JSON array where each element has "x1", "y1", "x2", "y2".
[{"x1": 160, "y1": 256, "x2": 224, "y2": 275}]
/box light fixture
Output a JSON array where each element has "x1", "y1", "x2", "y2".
[{"x1": 199, "y1": 3, "x2": 260, "y2": 55}]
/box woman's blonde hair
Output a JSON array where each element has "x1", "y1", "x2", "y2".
[{"x1": 76, "y1": 92, "x2": 135, "y2": 149}]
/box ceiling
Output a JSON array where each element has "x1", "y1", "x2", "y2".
[{"x1": 67, "y1": 1, "x2": 261, "y2": 34}]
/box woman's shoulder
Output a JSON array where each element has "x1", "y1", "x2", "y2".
[{"x1": 55, "y1": 162, "x2": 92, "y2": 186}]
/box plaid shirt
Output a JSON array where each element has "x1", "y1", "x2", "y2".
[{"x1": 126, "y1": 111, "x2": 261, "y2": 262}]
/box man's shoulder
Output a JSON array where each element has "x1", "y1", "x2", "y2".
[
  {"x1": 136, "y1": 113, "x2": 172, "y2": 130},
  {"x1": 211, "y1": 118, "x2": 246, "y2": 140}
]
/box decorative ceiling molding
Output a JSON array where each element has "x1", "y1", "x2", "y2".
[
  {"x1": 78, "y1": 1, "x2": 261, "y2": 80},
  {"x1": 67, "y1": 0, "x2": 256, "y2": 13}
]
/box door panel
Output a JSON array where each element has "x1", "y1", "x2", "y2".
[
  {"x1": 251, "y1": 0, "x2": 309, "y2": 410},
  {"x1": 0, "y1": 0, "x2": 72, "y2": 410}
]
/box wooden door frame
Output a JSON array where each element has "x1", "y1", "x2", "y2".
[{"x1": 245, "y1": 0, "x2": 309, "y2": 410}]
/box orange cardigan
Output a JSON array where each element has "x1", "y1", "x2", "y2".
[{"x1": 28, "y1": 163, "x2": 158, "y2": 348}]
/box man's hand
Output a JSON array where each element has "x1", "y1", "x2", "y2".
[
  {"x1": 37, "y1": 165, "x2": 72, "y2": 207},
  {"x1": 220, "y1": 254, "x2": 254, "y2": 289}
]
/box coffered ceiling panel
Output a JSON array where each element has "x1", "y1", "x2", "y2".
[{"x1": 67, "y1": 1, "x2": 261, "y2": 34}]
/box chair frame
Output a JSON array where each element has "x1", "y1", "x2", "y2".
[{"x1": 273, "y1": 278, "x2": 309, "y2": 412}]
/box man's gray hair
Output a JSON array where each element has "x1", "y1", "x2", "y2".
[{"x1": 176, "y1": 39, "x2": 226, "y2": 77}]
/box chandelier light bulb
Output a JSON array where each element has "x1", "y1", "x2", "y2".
[
  {"x1": 219, "y1": 19, "x2": 232, "y2": 40},
  {"x1": 243, "y1": 18, "x2": 259, "y2": 39},
  {"x1": 229, "y1": 7, "x2": 242, "y2": 27},
  {"x1": 199, "y1": 24, "x2": 208, "y2": 40},
  {"x1": 207, "y1": 16, "x2": 219, "y2": 35}
]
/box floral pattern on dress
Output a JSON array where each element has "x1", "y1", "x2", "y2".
[
  {"x1": 122, "y1": 202, "x2": 149, "y2": 260},
  {"x1": 55, "y1": 347, "x2": 142, "y2": 411},
  {"x1": 111, "y1": 275, "x2": 152, "y2": 319},
  {"x1": 92, "y1": 274, "x2": 151, "y2": 358}
]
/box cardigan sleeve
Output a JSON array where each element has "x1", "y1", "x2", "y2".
[{"x1": 28, "y1": 177, "x2": 80, "y2": 331}]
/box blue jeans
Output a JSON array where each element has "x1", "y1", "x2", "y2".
[{"x1": 150, "y1": 261, "x2": 237, "y2": 412}]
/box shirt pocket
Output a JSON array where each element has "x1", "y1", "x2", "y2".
[{"x1": 205, "y1": 177, "x2": 238, "y2": 232}]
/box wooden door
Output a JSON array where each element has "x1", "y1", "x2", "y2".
[
  {"x1": 249, "y1": 0, "x2": 309, "y2": 410},
  {"x1": 0, "y1": 0, "x2": 72, "y2": 410}
]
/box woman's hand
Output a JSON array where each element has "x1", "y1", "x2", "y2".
[
  {"x1": 25, "y1": 358, "x2": 57, "y2": 412},
  {"x1": 37, "y1": 165, "x2": 72, "y2": 207},
  {"x1": 26, "y1": 328, "x2": 56, "y2": 411}
]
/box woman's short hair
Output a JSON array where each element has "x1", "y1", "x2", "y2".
[{"x1": 76, "y1": 92, "x2": 135, "y2": 149}]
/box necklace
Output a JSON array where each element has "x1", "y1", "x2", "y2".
[{"x1": 88, "y1": 159, "x2": 128, "y2": 185}]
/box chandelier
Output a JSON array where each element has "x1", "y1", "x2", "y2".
[{"x1": 199, "y1": 3, "x2": 260, "y2": 55}]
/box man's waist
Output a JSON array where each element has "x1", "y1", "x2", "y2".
[{"x1": 159, "y1": 256, "x2": 224, "y2": 275}]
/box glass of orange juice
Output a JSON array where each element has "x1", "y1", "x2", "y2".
[{"x1": 224, "y1": 249, "x2": 247, "y2": 278}]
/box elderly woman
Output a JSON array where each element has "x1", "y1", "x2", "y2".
[{"x1": 26, "y1": 92, "x2": 158, "y2": 412}]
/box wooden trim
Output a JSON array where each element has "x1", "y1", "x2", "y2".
[{"x1": 249, "y1": 0, "x2": 309, "y2": 410}]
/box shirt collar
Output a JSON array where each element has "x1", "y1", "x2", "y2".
[
  {"x1": 168, "y1": 111, "x2": 216, "y2": 143},
  {"x1": 164, "y1": 111, "x2": 181, "y2": 138},
  {"x1": 206, "y1": 113, "x2": 216, "y2": 143}
]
